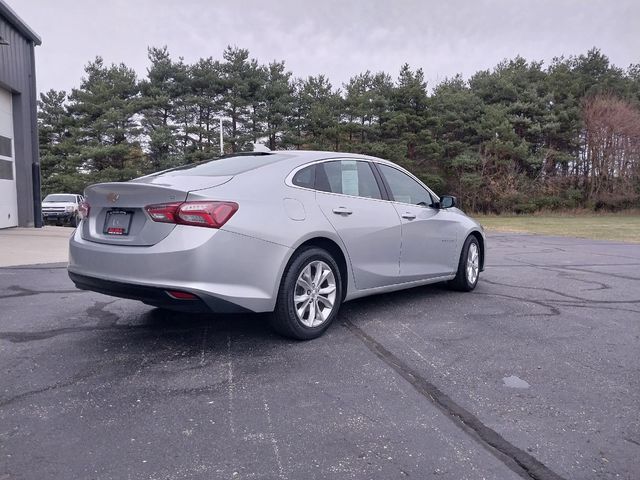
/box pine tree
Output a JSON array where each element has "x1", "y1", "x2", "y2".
[
  {"x1": 139, "y1": 47, "x2": 182, "y2": 169},
  {"x1": 37, "y1": 90, "x2": 82, "y2": 194},
  {"x1": 68, "y1": 57, "x2": 145, "y2": 182},
  {"x1": 262, "y1": 61, "x2": 294, "y2": 150}
]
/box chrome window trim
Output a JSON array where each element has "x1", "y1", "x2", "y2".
[
  {"x1": 285, "y1": 157, "x2": 387, "y2": 204},
  {"x1": 285, "y1": 157, "x2": 440, "y2": 207}
]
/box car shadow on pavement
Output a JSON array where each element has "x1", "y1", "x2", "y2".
[{"x1": 122, "y1": 281, "x2": 454, "y2": 348}]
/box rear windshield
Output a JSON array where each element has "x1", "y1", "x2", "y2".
[
  {"x1": 43, "y1": 194, "x2": 76, "y2": 203},
  {"x1": 157, "y1": 153, "x2": 289, "y2": 177}
]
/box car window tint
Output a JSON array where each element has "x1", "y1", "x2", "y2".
[
  {"x1": 292, "y1": 165, "x2": 315, "y2": 188},
  {"x1": 316, "y1": 160, "x2": 382, "y2": 200},
  {"x1": 377, "y1": 164, "x2": 433, "y2": 206}
]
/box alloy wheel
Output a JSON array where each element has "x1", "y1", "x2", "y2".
[
  {"x1": 466, "y1": 242, "x2": 479, "y2": 285},
  {"x1": 294, "y1": 260, "x2": 337, "y2": 327}
]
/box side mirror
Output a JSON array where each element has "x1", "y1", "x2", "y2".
[{"x1": 439, "y1": 195, "x2": 457, "y2": 209}]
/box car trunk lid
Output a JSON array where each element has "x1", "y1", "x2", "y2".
[{"x1": 81, "y1": 175, "x2": 232, "y2": 246}]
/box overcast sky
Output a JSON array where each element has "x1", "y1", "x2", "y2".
[{"x1": 12, "y1": 0, "x2": 640, "y2": 94}]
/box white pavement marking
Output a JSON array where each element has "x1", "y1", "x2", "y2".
[
  {"x1": 227, "y1": 333, "x2": 235, "y2": 435},
  {"x1": 263, "y1": 398, "x2": 286, "y2": 479},
  {"x1": 200, "y1": 327, "x2": 208, "y2": 366}
]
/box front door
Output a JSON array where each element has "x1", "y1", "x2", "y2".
[{"x1": 376, "y1": 163, "x2": 458, "y2": 281}]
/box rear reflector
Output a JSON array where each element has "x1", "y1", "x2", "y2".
[
  {"x1": 145, "y1": 201, "x2": 238, "y2": 229},
  {"x1": 166, "y1": 290, "x2": 198, "y2": 300}
]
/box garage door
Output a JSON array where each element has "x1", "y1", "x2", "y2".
[{"x1": 0, "y1": 88, "x2": 18, "y2": 229}]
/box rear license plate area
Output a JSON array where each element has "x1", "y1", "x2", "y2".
[{"x1": 103, "y1": 210, "x2": 133, "y2": 236}]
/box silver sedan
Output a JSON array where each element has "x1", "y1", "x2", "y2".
[{"x1": 68, "y1": 151, "x2": 485, "y2": 339}]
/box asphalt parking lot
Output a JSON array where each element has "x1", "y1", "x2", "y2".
[{"x1": 1, "y1": 233, "x2": 638, "y2": 480}]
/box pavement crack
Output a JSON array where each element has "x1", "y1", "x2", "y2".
[
  {"x1": 554, "y1": 265, "x2": 640, "y2": 281},
  {"x1": 0, "y1": 285, "x2": 83, "y2": 299},
  {"x1": 507, "y1": 258, "x2": 640, "y2": 281},
  {"x1": 624, "y1": 437, "x2": 640, "y2": 448},
  {"x1": 545, "y1": 302, "x2": 640, "y2": 315},
  {"x1": 482, "y1": 278, "x2": 640, "y2": 304},
  {"x1": 0, "y1": 325, "x2": 131, "y2": 343},
  {"x1": 344, "y1": 319, "x2": 567, "y2": 480},
  {"x1": 0, "y1": 371, "x2": 95, "y2": 408},
  {"x1": 472, "y1": 291, "x2": 561, "y2": 316}
]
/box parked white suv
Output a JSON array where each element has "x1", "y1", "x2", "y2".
[{"x1": 42, "y1": 193, "x2": 84, "y2": 227}]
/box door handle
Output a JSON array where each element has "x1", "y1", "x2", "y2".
[
  {"x1": 401, "y1": 212, "x2": 416, "y2": 220},
  {"x1": 332, "y1": 207, "x2": 353, "y2": 215}
]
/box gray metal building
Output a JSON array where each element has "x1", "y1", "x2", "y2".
[{"x1": 0, "y1": 0, "x2": 41, "y2": 228}]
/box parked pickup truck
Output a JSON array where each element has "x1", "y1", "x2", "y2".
[{"x1": 42, "y1": 193, "x2": 84, "y2": 227}]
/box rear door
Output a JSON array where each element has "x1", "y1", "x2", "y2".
[
  {"x1": 376, "y1": 163, "x2": 458, "y2": 281},
  {"x1": 313, "y1": 160, "x2": 402, "y2": 290}
]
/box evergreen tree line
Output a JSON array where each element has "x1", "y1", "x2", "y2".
[{"x1": 38, "y1": 46, "x2": 640, "y2": 213}]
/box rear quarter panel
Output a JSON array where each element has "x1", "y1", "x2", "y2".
[{"x1": 191, "y1": 165, "x2": 357, "y2": 297}]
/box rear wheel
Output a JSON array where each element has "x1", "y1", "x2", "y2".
[
  {"x1": 449, "y1": 235, "x2": 480, "y2": 291},
  {"x1": 271, "y1": 247, "x2": 342, "y2": 340}
]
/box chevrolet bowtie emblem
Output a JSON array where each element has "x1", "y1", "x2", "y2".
[{"x1": 107, "y1": 192, "x2": 120, "y2": 203}]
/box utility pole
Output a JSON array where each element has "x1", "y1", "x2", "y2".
[{"x1": 219, "y1": 118, "x2": 224, "y2": 156}]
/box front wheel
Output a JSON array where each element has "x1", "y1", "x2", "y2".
[
  {"x1": 449, "y1": 235, "x2": 481, "y2": 291},
  {"x1": 271, "y1": 247, "x2": 342, "y2": 340}
]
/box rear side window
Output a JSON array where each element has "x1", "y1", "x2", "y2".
[
  {"x1": 315, "y1": 160, "x2": 382, "y2": 200},
  {"x1": 292, "y1": 165, "x2": 316, "y2": 188}
]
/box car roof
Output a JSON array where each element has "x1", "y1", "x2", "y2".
[
  {"x1": 145, "y1": 150, "x2": 396, "y2": 179},
  {"x1": 245, "y1": 150, "x2": 399, "y2": 170},
  {"x1": 271, "y1": 150, "x2": 391, "y2": 164}
]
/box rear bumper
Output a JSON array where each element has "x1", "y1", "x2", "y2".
[
  {"x1": 68, "y1": 225, "x2": 291, "y2": 313},
  {"x1": 68, "y1": 271, "x2": 249, "y2": 313}
]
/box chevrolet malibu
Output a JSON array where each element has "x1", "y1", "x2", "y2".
[{"x1": 68, "y1": 151, "x2": 485, "y2": 339}]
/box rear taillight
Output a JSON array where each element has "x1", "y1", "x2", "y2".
[
  {"x1": 145, "y1": 201, "x2": 238, "y2": 229},
  {"x1": 78, "y1": 200, "x2": 90, "y2": 219},
  {"x1": 145, "y1": 202, "x2": 181, "y2": 224},
  {"x1": 166, "y1": 290, "x2": 198, "y2": 300}
]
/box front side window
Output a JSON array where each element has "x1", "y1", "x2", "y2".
[
  {"x1": 315, "y1": 160, "x2": 382, "y2": 200},
  {"x1": 377, "y1": 164, "x2": 433, "y2": 206}
]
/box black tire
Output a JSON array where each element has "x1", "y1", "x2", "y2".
[
  {"x1": 449, "y1": 235, "x2": 481, "y2": 292},
  {"x1": 270, "y1": 247, "x2": 343, "y2": 340},
  {"x1": 71, "y1": 214, "x2": 80, "y2": 228}
]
